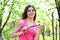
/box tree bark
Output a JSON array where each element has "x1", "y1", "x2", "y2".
[{"x1": 55, "y1": 0, "x2": 60, "y2": 40}]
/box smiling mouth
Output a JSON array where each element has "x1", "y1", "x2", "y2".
[
  {"x1": 30, "y1": 14, "x2": 34, "y2": 16},
  {"x1": 29, "y1": 13, "x2": 34, "y2": 15}
]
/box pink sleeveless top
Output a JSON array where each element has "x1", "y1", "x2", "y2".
[{"x1": 18, "y1": 19, "x2": 37, "y2": 40}]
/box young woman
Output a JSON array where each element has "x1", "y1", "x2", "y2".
[{"x1": 11, "y1": 5, "x2": 45, "y2": 40}]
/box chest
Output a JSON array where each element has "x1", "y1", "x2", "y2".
[{"x1": 24, "y1": 22, "x2": 36, "y2": 36}]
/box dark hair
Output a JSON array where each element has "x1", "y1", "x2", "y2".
[{"x1": 22, "y1": 5, "x2": 36, "y2": 21}]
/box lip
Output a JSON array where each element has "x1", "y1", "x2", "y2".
[{"x1": 29, "y1": 14, "x2": 34, "y2": 16}]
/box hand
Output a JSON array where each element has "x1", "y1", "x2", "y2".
[
  {"x1": 22, "y1": 27, "x2": 28, "y2": 33},
  {"x1": 36, "y1": 22, "x2": 45, "y2": 32},
  {"x1": 40, "y1": 22, "x2": 45, "y2": 27}
]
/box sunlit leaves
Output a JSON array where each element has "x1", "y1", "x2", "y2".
[{"x1": 1, "y1": 0, "x2": 58, "y2": 40}]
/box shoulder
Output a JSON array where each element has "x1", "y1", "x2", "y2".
[
  {"x1": 18, "y1": 19, "x2": 24, "y2": 25},
  {"x1": 16, "y1": 19, "x2": 24, "y2": 26}
]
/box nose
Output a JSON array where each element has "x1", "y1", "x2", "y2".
[{"x1": 30, "y1": 10, "x2": 33, "y2": 12}]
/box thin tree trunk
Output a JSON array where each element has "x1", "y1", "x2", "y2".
[
  {"x1": 0, "y1": 0, "x2": 14, "y2": 40},
  {"x1": 55, "y1": 0, "x2": 60, "y2": 40},
  {"x1": 0, "y1": 7, "x2": 4, "y2": 40}
]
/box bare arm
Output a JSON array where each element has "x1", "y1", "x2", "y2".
[
  {"x1": 34, "y1": 22, "x2": 45, "y2": 40},
  {"x1": 34, "y1": 26, "x2": 41, "y2": 40},
  {"x1": 11, "y1": 20, "x2": 24, "y2": 38}
]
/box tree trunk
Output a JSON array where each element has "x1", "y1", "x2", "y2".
[
  {"x1": 0, "y1": 8, "x2": 4, "y2": 40},
  {"x1": 0, "y1": 0, "x2": 14, "y2": 40},
  {"x1": 55, "y1": 0, "x2": 60, "y2": 40}
]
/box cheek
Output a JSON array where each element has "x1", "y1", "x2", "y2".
[
  {"x1": 34, "y1": 12, "x2": 35, "y2": 15},
  {"x1": 27, "y1": 12, "x2": 30, "y2": 16},
  {"x1": 27, "y1": 12, "x2": 35, "y2": 15},
  {"x1": 27, "y1": 12, "x2": 36, "y2": 17}
]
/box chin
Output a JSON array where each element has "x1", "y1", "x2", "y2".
[{"x1": 29, "y1": 16, "x2": 34, "y2": 18}]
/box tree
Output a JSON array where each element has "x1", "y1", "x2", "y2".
[
  {"x1": 46, "y1": 27, "x2": 51, "y2": 36},
  {"x1": 0, "y1": 0, "x2": 14, "y2": 40},
  {"x1": 55, "y1": 0, "x2": 60, "y2": 40}
]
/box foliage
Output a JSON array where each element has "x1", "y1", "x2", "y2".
[{"x1": 0, "y1": 0, "x2": 59, "y2": 40}]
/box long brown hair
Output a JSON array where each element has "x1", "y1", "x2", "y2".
[{"x1": 22, "y1": 5, "x2": 36, "y2": 21}]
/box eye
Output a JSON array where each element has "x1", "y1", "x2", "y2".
[
  {"x1": 32, "y1": 10, "x2": 35, "y2": 11},
  {"x1": 27, "y1": 9, "x2": 35, "y2": 12}
]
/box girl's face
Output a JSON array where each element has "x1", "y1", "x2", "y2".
[{"x1": 27, "y1": 7, "x2": 35, "y2": 18}]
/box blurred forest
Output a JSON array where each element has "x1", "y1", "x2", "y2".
[{"x1": 0, "y1": 0, "x2": 59, "y2": 40}]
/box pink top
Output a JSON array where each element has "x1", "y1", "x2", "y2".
[{"x1": 18, "y1": 19, "x2": 37, "y2": 40}]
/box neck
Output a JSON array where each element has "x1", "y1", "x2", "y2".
[{"x1": 27, "y1": 17, "x2": 34, "y2": 23}]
